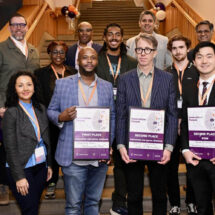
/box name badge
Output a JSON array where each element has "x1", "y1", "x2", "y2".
[
  {"x1": 177, "y1": 97, "x2": 183, "y2": 109},
  {"x1": 113, "y1": 88, "x2": 117, "y2": 100},
  {"x1": 35, "y1": 146, "x2": 46, "y2": 164}
]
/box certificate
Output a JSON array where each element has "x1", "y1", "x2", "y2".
[
  {"x1": 188, "y1": 106, "x2": 215, "y2": 159},
  {"x1": 73, "y1": 107, "x2": 110, "y2": 160},
  {"x1": 128, "y1": 107, "x2": 165, "y2": 161}
]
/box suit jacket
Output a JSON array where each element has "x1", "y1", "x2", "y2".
[
  {"x1": 0, "y1": 37, "x2": 40, "y2": 107},
  {"x1": 181, "y1": 81, "x2": 215, "y2": 150},
  {"x1": 116, "y1": 67, "x2": 178, "y2": 148},
  {"x1": 126, "y1": 32, "x2": 172, "y2": 70},
  {"x1": 2, "y1": 104, "x2": 51, "y2": 182},
  {"x1": 65, "y1": 42, "x2": 102, "y2": 68},
  {"x1": 97, "y1": 51, "x2": 137, "y2": 86},
  {"x1": 47, "y1": 74, "x2": 115, "y2": 167}
]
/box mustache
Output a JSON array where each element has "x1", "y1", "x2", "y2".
[{"x1": 109, "y1": 39, "x2": 119, "y2": 43}]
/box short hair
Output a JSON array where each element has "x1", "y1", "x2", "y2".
[
  {"x1": 167, "y1": 35, "x2": 191, "y2": 51},
  {"x1": 193, "y1": 41, "x2": 215, "y2": 59},
  {"x1": 135, "y1": 33, "x2": 158, "y2": 49},
  {"x1": 195, "y1": 20, "x2": 214, "y2": 32},
  {"x1": 5, "y1": 71, "x2": 42, "y2": 110},
  {"x1": 9, "y1": 13, "x2": 27, "y2": 25},
  {"x1": 47, "y1": 41, "x2": 68, "y2": 54},
  {"x1": 139, "y1": 10, "x2": 156, "y2": 22},
  {"x1": 103, "y1": 23, "x2": 124, "y2": 37}
]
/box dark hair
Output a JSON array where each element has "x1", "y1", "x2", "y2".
[
  {"x1": 100, "y1": 23, "x2": 127, "y2": 56},
  {"x1": 139, "y1": 10, "x2": 156, "y2": 22},
  {"x1": 9, "y1": 13, "x2": 27, "y2": 25},
  {"x1": 195, "y1": 20, "x2": 214, "y2": 32},
  {"x1": 5, "y1": 71, "x2": 43, "y2": 110},
  {"x1": 47, "y1": 41, "x2": 68, "y2": 54},
  {"x1": 193, "y1": 41, "x2": 215, "y2": 59},
  {"x1": 167, "y1": 35, "x2": 191, "y2": 51}
]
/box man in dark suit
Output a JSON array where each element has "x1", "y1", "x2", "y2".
[
  {"x1": 65, "y1": 21, "x2": 101, "y2": 70},
  {"x1": 116, "y1": 34, "x2": 178, "y2": 215},
  {"x1": 181, "y1": 41, "x2": 215, "y2": 215},
  {"x1": 166, "y1": 35, "x2": 199, "y2": 215}
]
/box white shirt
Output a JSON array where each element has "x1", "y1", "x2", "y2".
[{"x1": 10, "y1": 36, "x2": 28, "y2": 58}]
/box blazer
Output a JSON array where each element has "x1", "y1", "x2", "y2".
[
  {"x1": 126, "y1": 32, "x2": 172, "y2": 70},
  {"x1": 116, "y1": 67, "x2": 178, "y2": 148},
  {"x1": 65, "y1": 42, "x2": 102, "y2": 68},
  {"x1": 34, "y1": 64, "x2": 77, "y2": 107},
  {"x1": 2, "y1": 104, "x2": 51, "y2": 182},
  {"x1": 47, "y1": 74, "x2": 115, "y2": 167},
  {"x1": 181, "y1": 81, "x2": 215, "y2": 150},
  {"x1": 0, "y1": 37, "x2": 40, "y2": 107},
  {"x1": 97, "y1": 51, "x2": 137, "y2": 86}
]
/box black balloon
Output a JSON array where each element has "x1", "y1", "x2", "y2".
[
  {"x1": 61, "y1": 6, "x2": 68, "y2": 16},
  {"x1": 68, "y1": 11, "x2": 76, "y2": 18},
  {"x1": 155, "y1": 2, "x2": 166, "y2": 11}
]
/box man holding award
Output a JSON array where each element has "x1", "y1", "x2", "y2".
[
  {"x1": 116, "y1": 34, "x2": 178, "y2": 215},
  {"x1": 47, "y1": 47, "x2": 115, "y2": 215},
  {"x1": 181, "y1": 41, "x2": 215, "y2": 215}
]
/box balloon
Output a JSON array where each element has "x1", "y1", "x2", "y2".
[
  {"x1": 155, "y1": 2, "x2": 166, "y2": 11},
  {"x1": 156, "y1": 10, "x2": 166, "y2": 21},
  {"x1": 68, "y1": 5, "x2": 79, "y2": 15},
  {"x1": 61, "y1": 6, "x2": 68, "y2": 16},
  {"x1": 68, "y1": 11, "x2": 76, "y2": 19}
]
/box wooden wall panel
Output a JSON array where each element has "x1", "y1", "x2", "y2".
[{"x1": 23, "y1": 0, "x2": 44, "y2": 6}]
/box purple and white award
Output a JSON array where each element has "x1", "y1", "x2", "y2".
[
  {"x1": 188, "y1": 107, "x2": 215, "y2": 159},
  {"x1": 128, "y1": 108, "x2": 165, "y2": 161},
  {"x1": 73, "y1": 107, "x2": 110, "y2": 160}
]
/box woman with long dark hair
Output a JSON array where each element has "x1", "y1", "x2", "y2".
[{"x1": 2, "y1": 71, "x2": 52, "y2": 215}]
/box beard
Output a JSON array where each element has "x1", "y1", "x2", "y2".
[
  {"x1": 173, "y1": 55, "x2": 187, "y2": 62},
  {"x1": 79, "y1": 65, "x2": 95, "y2": 76}
]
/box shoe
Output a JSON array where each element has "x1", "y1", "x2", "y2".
[
  {"x1": 0, "y1": 184, "x2": 9, "y2": 205},
  {"x1": 169, "y1": 206, "x2": 180, "y2": 215},
  {"x1": 110, "y1": 207, "x2": 128, "y2": 215},
  {"x1": 45, "y1": 182, "x2": 56, "y2": 199},
  {"x1": 187, "y1": 203, "x2": 197, "y2": 214}
]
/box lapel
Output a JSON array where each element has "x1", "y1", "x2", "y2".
[
  {"x1": 70, "y1": 74, "x2": 79, "y2": 106},
  {"x1": 27, "y1": 43, "x2": 35, "y2": 62},
  {"x1": 151, "y1": 68, "x2": 161, "y2": 107},
  {"x1": 34, "y1": 107, "x2": 47, "y2": 136},
  {"x1": 7, "y1": 37, "x2": 26, "y2": 58},
  {"x1": 131, "y1": 70, "x2": 142, "y2": 106},
  {"x1": 208, "y1": 83, "x2": 215, "y2": 105},
  {"x1": 97, "y1": 78, "x2": 103, "y2": 106}
]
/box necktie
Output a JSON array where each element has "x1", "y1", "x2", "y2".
[{"x1": 202, "y1": 81, "x2": 208, "y2": 105}]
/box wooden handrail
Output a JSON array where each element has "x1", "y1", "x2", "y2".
[
  {"x1": 148, "y1": 0, "x2": 155, "y2": 8},
  {"x1": 25, "y1": 2, "x2": 48, "y2": 41},
  {"x1": 171, "y1": 0, "x2": 197, "y2": 27},
  {"x1": 75, "y1": 0, "x2": 81, "y2": 10}
]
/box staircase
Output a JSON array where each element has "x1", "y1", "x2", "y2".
[{"x1": 40, "y1": 0, "x2": 143, "y2": 67}]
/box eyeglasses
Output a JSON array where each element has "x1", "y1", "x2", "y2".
[
  {"x1": 135, "y1": 47, "x2": 156, "y2": 55},
  {"x1": 51, "y1": 50, "x2": 65, "y2": 56},
  {"x1": 78, "y1": 28, "x2": 92, "y2": 33},
  {"x1": 10, "y1": 23, "x2": 27, "y2": 28},
  {"x1": 197, "y1": 30, "x2": 211, "y2": 34}
]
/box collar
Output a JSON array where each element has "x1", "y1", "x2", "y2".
[
  {"x1": 199, "y1": 74, "x2": 215, "y2": 86},
  {"x1": 77, "y1": 40, "x2": 93, "y2": 48},
  {"x1": 137, "y1": 65, "x2": 154, "y2": 78},
  {"x1": 171, "y1": 61, "x2": 193, "y2": 70},
  {"x1": 10, "y1": 36, "x2": 26, "y2": 48},
  {"x1": 78, "y1": 72, "x2": 98, "y2": 87}
]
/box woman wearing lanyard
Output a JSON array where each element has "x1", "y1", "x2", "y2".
[
  {"x1": 2, "y1": 71, "x2": 52, "y2": 215},
  {"x1": 34, "y1": 41, "x2": 77, "y2": 199}
]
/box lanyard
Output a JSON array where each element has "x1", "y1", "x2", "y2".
[
  {"x1": 106, "y1": 55, "x2": 121, "y2": 82},
  {"x1": 174, "y1": 62, "x2": 188, "y2": 96},
  {"x1": 198, "y1": 79, "x2": 215, "y2": 106},
  {"x1": 51, "y1": 64, "x2": 65, "y2": 79},
  {"x1": 140, "y1": 73, "x2": 154, "y2": 107},
  {"x1": 78, "y1": 80, "x2": 97, "y2": 106},
  {"x1": 19, "y1": 102, "x2": 41, "y2": 142}
]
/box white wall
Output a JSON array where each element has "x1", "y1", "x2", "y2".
[{"x1": 184, "y1": 0, "x2": 215, "y2": 25}]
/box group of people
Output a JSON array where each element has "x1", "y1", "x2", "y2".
[{"x1": 0, "y1": 8, "x2": 214, "y2": 215}]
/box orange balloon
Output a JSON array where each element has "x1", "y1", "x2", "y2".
[{"x1": 68, "y1": 5, "x2": 78, "y2": 15}]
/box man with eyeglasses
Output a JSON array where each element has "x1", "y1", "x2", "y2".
[
  {"x1": 116, "y1": 34, "x2": 177, "y2": 215},
  {"x1": 0, "y1": 13, "x2": 39, "y2": 205},
  {"x1": 126, "y1": 10, "x2": 172, "y2": 70},
  {"x1": 66, "y1": 21, "x2": 102, "y2": 70},
  {"x1": 188, "y1": 20, "x2": 214, "y2": 62}
]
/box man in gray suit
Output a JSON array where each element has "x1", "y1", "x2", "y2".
[
  {"x1": 126, "y1": 10, "x2": 172, "y2": 70},
  {"x1": 0, "y1": 13, "x2": 39, "y2": 205}
]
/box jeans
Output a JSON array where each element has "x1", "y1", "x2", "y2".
[{"x1": 62, "y1": 162, "x2": 108, "y2": 215}]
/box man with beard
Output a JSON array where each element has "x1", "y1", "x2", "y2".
[
  {"x1": 167, "y1": 35, "x2": 199, "y2": 215},
  {"x1": 0, "y1": 13, "x2": 39, "y2": 205},
  {"x1": 47, "y1": 47, "x2": 115, "y2": 215},
  {"x1": 66, "y1": 21, "x2": 102, "y2": 70},
  {"x1": 188, "y1": 20, "x2": 214, "y2": 62},
  {"x1": 97, "y1": 23, "x2": 137, "y2": 215},
  {"x1": 126, "y1": 10, "x2": 172, "y2": 70}
]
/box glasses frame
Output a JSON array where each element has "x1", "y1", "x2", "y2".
[{"x1": 135, "y1": 47, "x2": 156, "y2": 55}]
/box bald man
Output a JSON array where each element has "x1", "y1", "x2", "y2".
[
  {"x1": 47, "y1": 47, "x2": 115, "y2": 215},
  {"x1": 66, "y1": 22, "x2": 102, "y2": 70}
]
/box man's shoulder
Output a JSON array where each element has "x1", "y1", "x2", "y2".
[
  {"x1": 68, "y1": 43, "x2": 78, "y2": 51},
  {"x1": 56, "y1": 74, "x2": 78, "y2": 86},
  {"x1": 97, "y1": 77, "x2": 112, "y2": 87},
  {"x1": 0, "y1": 37, "x2": 11, "y2": 50},
  {"x1": 124, "y1": 55, "x2": 137, "y2": 63},
  {"x1": 153, "y1": 32, "x2": 168, "y2": 42},
  {"x1": 120, "y1": 68, "x2": 137, "y2": 78},
  {"x1": 155, "y1": 67, "x2": 173, "y2": 79}
]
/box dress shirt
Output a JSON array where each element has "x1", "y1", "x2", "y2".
[{"x1": 10, "y1": 36, "x2": 28, "y2": 58}]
